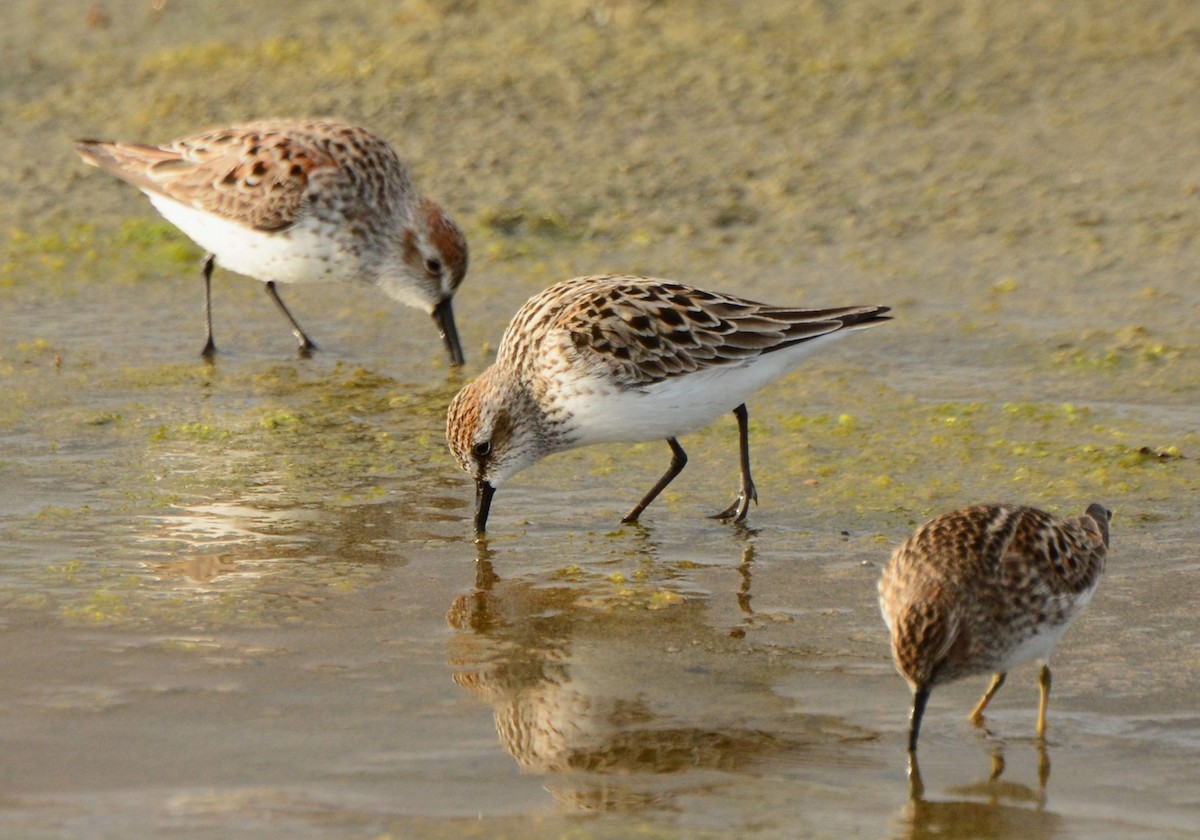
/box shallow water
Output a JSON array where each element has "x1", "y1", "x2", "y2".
[{"x1": 3, "y1": 1, "x2": 1200, "y2": 837}]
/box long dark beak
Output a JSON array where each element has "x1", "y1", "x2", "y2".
[
  {"x1": 432, "y1": 298, "x2": 465, "y2": 367},
  {"x1": 474, "y1": 480, "x2": 495, "y2": 533}
]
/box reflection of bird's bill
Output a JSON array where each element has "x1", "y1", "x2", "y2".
[
  {"x1": 475, "y1": 480, "x2": 495, "y2": 532},
  {"x1": 432, "y1": 298, "x2": 465, "y2": 366},
  {"x1": 907, "y1": 741, "x2": 1051, "y2": 805},
  {"x1": 907, "y1": 750, "x2": 924, "y2": 801}
]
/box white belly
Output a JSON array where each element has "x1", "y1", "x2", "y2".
[
  {"x1": 995, "y1": 620, "x2": 1073, "y2": 671},
  {"x1": 147, "y1": 193, "x2": 355, "y2": 285},
  {"x1": 554, "y1": 331, "x2": 852, "y2": 446},
  {"x1": 994, "y1": 584, "x2": 1098, "y2": 670}
]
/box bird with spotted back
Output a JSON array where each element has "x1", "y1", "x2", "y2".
[
  {"x1": 75, "y1": 119, "x2": 467, "y2": 364},
  {"x1": 879, "y1": 502, "x2": 1111, "y2": 753},
  {"x1": 446, "y1": 275, "x2": 890, "y2": 531}
]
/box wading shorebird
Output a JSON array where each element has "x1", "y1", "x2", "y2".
[
  {"x1": 447, "y1": 274, "x2": 890, "y2": 531},
  {"x1": 879, "y1": 503, "x2": 1111, "y2": 752},
  {"x1": 76, "y1": 119, "x2": 467, "y2": 363}
]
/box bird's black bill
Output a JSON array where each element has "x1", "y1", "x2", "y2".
[
  {"x1": 432, "y1": 298, "x2": 465, "y2": 367},
  {"x1": 908, "y1": 685, "x2": 931, "y2": 753},
  {"x1": 474, "y1": 480, "x2": 495, "y2": 533}
]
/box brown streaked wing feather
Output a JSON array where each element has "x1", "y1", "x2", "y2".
[
  {"x1": 891, "y1": 589, "x2": 959, "y2": 688},
  {"x1": 542, "y1": 276, "x2": 884, "y2": 387},
  {"x1": 77, "y1": 140, "x2": 186, "y2": 198},
  {"x1": 77, "y1": 124, "x2": 344, "y2": 231},
  {"x1": 1014, "y1": 507, "x2": 1107, "y2": 591}
]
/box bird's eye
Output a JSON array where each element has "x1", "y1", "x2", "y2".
[
  {"x1": 473, "y1": 441, "x2": 491, "y2": 459},
  {"x1": 425, "y1": 258, "x2": 443, "y2": 276}
]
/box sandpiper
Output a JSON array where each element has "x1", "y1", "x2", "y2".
[
  {"x1": 446, "y1": 274, "x2": 890, "y2": 531},
  {"x1": 879, "y1": 503, "x2": 1111, "y2": 752},
  {"x1": 76, "y1": 119, "x2": 467, "y2": 363}
]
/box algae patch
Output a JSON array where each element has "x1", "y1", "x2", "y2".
[{"x1": 765, "y1": 383, "x2": 1197, "y2": 524}]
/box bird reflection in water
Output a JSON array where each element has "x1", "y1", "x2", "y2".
[
  {"x1": 730, "y1": 540, "x2": 756, "y2": 639},
  {"x1": 448, "y1": 535, "x2": 871, "y2": 812},
  {"x1": 900, "y1": 742, "x2": 1058, "y2": 840},
  {"x1": 137, "y1": 493, "x2": 416, "y2": 596},
  {"x1": 137, "y1": 497, "x2": 311, "y2": 586}
]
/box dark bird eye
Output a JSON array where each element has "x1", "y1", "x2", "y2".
[
  {"x1": 425, "y1": 258, "x2": 443, "y2": 275},
  {"x1": 473, "y1": 441, "x2": 491, "y2": 459}
]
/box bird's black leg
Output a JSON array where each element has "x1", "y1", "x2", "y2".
[
  {"x1": 264, "y1": 280, "x2": 317, "y2": 356},
  {"x1": 621, "y1": 437, "x2": 687, "y2": 523},
  {"x1": 200, "y1": 253, "x2": 217, "y2": 358},
  {"x1": 713, "y1": 403, "x2": 758, "y2": 522}
]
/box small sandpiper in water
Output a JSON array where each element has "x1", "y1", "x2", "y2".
[
  {"x1": 879, "y1": 503, "x2": 1111, "y2": 752},
  {"x1": 76, "y1": 119, "x2": 468, "y2": 363},
  {"x1": 446, "y1": 275, "x2": 890, "y2": 531}
]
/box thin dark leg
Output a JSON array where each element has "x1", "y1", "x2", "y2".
[
  {"x1": 200, "y1": 254, "x2": 217, "y2": 358},
  {"x1": 621, "y1": 438, "x2": 687, "y2": 523},
  {"x1": 712, "y1": 403, "x2": 758, "y2": 522},
  {"x1": 264, "y1": 281, "x2": 317, "y2": 355},
  {"x1": 908, "y1": 684, "x2": 931, "y2": 753}
]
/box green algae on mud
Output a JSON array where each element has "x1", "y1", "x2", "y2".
[
  {"x1": 1, "y1": 220, "x2": 197, "y2": 291},
  {"x1": 133, "y1": 363, "x2": 458, "y2": 494},
  {"x1": 762, "y1": 384, "x2": 1196, "y2": 524}
]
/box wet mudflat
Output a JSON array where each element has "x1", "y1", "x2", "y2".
[{"x1": 2, "y1": 1, "x2": 1199, "y2": 837}]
